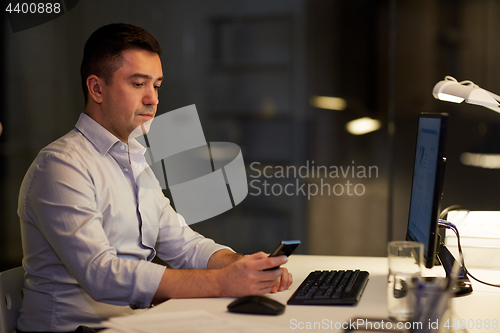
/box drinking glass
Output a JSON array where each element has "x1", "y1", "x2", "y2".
[{"x1": 387, "y1": 241, "x2": 423, "y2": 321}]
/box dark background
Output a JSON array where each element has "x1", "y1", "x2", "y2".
[{"x1": 1, "y1": 0, "x2": 499, "y2": 270}]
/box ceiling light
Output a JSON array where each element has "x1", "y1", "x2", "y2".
[
  {"x1": 460, "y1": 152, "x2": 500, "y2": 169},
  {"x1": 310, "y1": 96, "x2": 347, "y2": 111},
  {"x1": 346, "y1": 117, "x2": 382, "y2": 135}
]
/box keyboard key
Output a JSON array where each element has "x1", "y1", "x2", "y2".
[{"x1": 345, "y1": 270, "x2": 360, "y2": 293}]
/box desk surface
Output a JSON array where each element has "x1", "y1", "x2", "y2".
[{"x1": 129, "y1": 255, "x2": 500, "y2": 332}]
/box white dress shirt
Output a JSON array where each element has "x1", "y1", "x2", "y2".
[{"x1": 17, "y1": 113, "x2": 231, "y2": 332}]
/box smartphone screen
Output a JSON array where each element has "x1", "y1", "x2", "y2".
[
  {"x1": 268, "y1": 240, "x2": 301, "y2": 257},
  {"x1": 265, "y1": 240, "x2": 300, "y2": 270}
]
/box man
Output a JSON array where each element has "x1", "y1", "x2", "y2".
[{"x1": 17, "y1": 23, "x2": 292, "y2": 332}]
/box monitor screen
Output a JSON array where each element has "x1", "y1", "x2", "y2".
[{"x1": 406, "y1": 113, "x2": 448, "y2": 268}]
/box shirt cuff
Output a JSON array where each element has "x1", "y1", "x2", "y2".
[{"x1": 129, "y1": 260, "x2": 166, "y2": 309}]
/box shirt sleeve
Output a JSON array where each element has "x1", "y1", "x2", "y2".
[
  {"x1": 154, "y1": 195, "x2": 234, "y2": 269},
  {"x1": 20, "y1": 152, "x2": 165, "y2": 309}
]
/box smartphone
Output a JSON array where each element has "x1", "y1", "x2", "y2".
[
  {"x1": 265, "y1": 240, "x2": 300, "y2": 270},
  {"x1": 269, "y1": 240, "x2": 301, "y2": 257}
]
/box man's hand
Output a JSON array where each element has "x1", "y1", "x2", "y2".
[
  {"x1": 152, "y1": 251, "x2": 293, "y2": 303},
  {"x1": 214, "y1": 251, "x2": 292, "y2": 297}
]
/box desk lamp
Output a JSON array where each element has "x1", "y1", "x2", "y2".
[
  {"x1": 433, "y1": 76, "x2": 500, "y2": 168},
  {"x1": 432, "y1": 77, "x2": 500, "y2": 293},
  {"x1": 432, "y1": 76, "x2": 500, "y2": 113}
]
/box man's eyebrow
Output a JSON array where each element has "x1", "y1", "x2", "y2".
[{"x1": 129, "y1": 73, "x2": 164, "y2": 81}]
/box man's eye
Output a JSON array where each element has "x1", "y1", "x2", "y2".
[
  {"x1": 134, "y1": 83, "x2": 144, "y2": 87},
  {"x1": 155, "y1": 86, "x2": 162, "y2": 91}
]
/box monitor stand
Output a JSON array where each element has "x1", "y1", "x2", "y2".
[{"x1": 436, "y1": 241, "x2": 473, "y2": 297}]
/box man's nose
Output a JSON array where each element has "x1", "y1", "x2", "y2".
[{"x1": 143, "y1": 85, "x2": 159, "y2": 106}]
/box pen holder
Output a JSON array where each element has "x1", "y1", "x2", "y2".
[{"x1": 410, "y1": 277, "x2": 465, "y2": 333}]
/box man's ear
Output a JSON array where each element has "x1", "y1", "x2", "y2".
[{"x1": 87, "y1": 75, "x2": 103, "y2": 104}]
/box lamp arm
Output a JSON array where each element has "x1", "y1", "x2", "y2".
[
  {"x1": 460, "y1": 80, "x2": 500, "y2": 107},
  {"x1": 488, "y1": 92, "x2": 500, "y2": 103},
  {"x1": 456, "y1": 77, "x2": 500, "y2": 104}
]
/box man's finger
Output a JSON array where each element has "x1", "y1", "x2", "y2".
[
  {"x1": 255, "y1": 255, "x2": 288, "y2": 271},
  {"x1": 278, "y1": 267, "x2": 292, "y2": 291},
  {"x1": 244, "y1": 251, "x2": 268, "y2": 260}
]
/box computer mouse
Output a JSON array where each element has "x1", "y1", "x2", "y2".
[{"x1": 227, "y1": 295, "x2": 286, "y2": 315}]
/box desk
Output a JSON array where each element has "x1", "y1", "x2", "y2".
[{"x1": 114, "y1": 255, "x2": 500, "y2": 332}]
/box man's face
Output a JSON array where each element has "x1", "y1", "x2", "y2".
[{"x1": 99, "y1": 48, "x2": 163, "y2": 143}]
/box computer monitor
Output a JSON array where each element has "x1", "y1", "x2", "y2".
[{"x1": 406, "y1": 112, "x2": 472, "y2": 296}]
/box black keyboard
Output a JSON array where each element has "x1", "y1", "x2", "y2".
[{"x1": 287, "y1": 269, "x2": 369, "y2": 305}]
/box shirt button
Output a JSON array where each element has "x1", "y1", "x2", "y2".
[
  {"x1": 124, "y1": 168, "x2": 129, "y2": 173},
  {"x1": 120, "y1": 145, "x2": 126, "y2": 151}
]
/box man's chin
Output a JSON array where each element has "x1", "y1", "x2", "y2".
[{"x1": 129, "y1": 118, "x2": 154, "y2": 140}]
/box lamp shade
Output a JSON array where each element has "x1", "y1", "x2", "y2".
[{"x1": 433, "y1": 76, "x2": 500, "y2": 113}]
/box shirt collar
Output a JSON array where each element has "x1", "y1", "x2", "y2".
[
  {"x1": 75, "y1": 113, "x2": 146, "y2": 156},
  {"x1": 128, "y1": 136, "x2": 147, "y2": 156}
]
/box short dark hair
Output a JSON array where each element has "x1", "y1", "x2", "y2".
[{"x1": 80, "y1": 23, "x2": 162, "y2": 103}]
